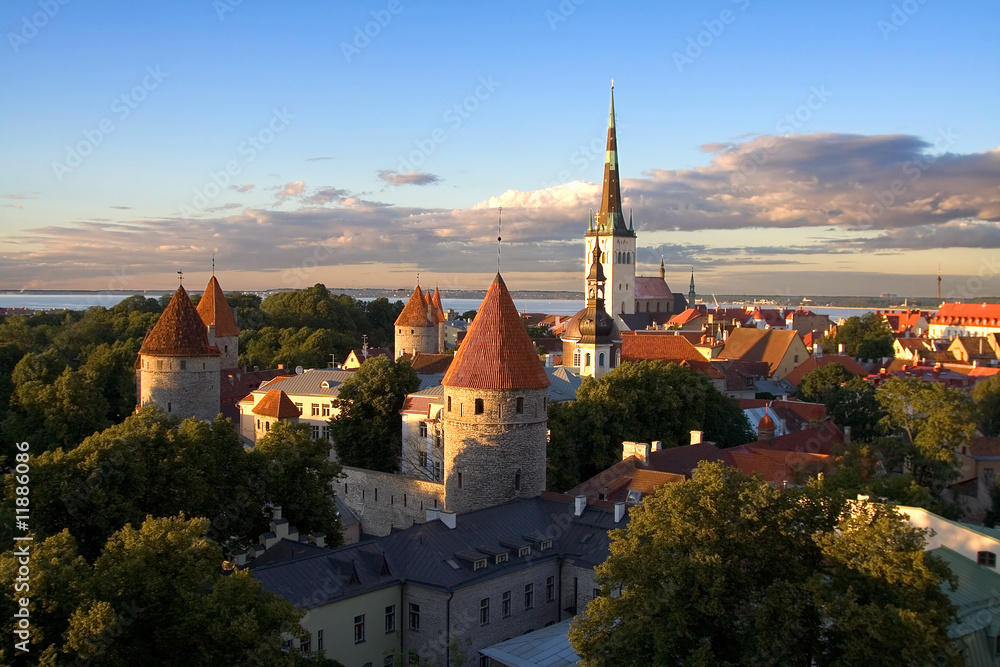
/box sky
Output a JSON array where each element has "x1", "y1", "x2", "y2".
[{"x1": 1, "y1": 0, "x2": 998, "y2": 298}]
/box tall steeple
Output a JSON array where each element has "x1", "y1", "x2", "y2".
[
  {"x1": 598, "y1": 83, "x2": 630, "y2": 234},
  {"x1": 689, "y1": 269, "x2": 696, "y2": 306},
  {"x1": 660, "y1": 255, "x2": 665, "y2": 280}
]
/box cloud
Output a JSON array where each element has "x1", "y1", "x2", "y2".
[
  {"x1": 303, "y1": 187, "x2": 348, "y2": 205},
  {"x1": 230, "y1": 184, "x2": 255, "y2": 193},
  {"x1": 5, "y1": 193, "x2": 37, "y2": 200},
  {"x1": 274, "y1": 180, "x2": 306, "y2": 204},
  {"x1": 307, "y1": 156, "x2": 333, "y2": 161},
  {"x1": 6, "y1": 204, "x2": 22, "y2": 209},
  {"x1": 110, "y1": 205, "x2": 131, "y2": 210},
  {"x1": 378, "y1": 170, "x2": 441, "y2": 186}
]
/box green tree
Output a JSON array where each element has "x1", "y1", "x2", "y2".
[
  {"x1": 798, "y1": 365, "x2": 885, "y2": 442},
  {"x1": 329, "y1": 356, "x2": 420, "y2": 472},
  {"x1": 569, "y1": 462, "x2": 959, "y2": 666},
  {"x1": 797, "y1": 362, "x2": 857, "y2": 404},
  {"x1": 876, "y1": 376, "x2": 976, "y2": 491},
  {"x1": 973, "y1": 374, "x2": 1000, "y2": 437},
  {"x1": 825, "y1": 312, "x2": 894, "y2": 360}
]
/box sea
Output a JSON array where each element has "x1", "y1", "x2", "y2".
[{"x1": 0, "y1": 293, "x2": 882, "y2": 322}]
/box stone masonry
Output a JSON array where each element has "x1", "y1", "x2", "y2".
[
  {"x1": 337, "y1": 466, "x2": 445, "y2": 536},
  {"x1": 139, "y1": 354, "x2": 221, "y2": 422}
]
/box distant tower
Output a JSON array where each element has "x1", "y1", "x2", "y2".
[
  {"x1": 196, "y1": 274, "x2": 240, "y2": 369},
  {"x1": 689, "y1": 269, "x2": 696, "y2": 306},
  {"x1": 138, "y1": 284, "x2": 221, "y2": 421},
  {"x1": 937, "y1": 267, "x2": 942, "y2": 300},
  {"x1": 394, "y1": 284, "x2": 438, "y2": 358},
  {"x1": 585, "y1": 82, "x2": 636, "y2": 316},
  {"x1": 431, "y1": 286, "x2": 446, "y2": 352},
  {"x1": 660, "y1": 255, "x2": 666, "y2": 281},
  {"x1": 562, "y1": 244, "x2": 619, "y2": 378},
  {"x1": 441, "y1": 273, "x2": 550, "y2": 514}
]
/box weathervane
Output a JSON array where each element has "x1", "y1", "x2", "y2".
[{"x1": 497, "y1": 205, "x2": 503, "y2": 274}]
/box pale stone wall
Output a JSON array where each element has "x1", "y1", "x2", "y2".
[
  {"x1": 139, "y1": 353, "x2": 221, "y2": 422},
  {"x1": 295, "y1": 584, "x2": 402, "y2": 666},
  {"x1": 395, "y1": 326, "x2": 437, "y2": 359},
  {"x1": 442, "y1": 386, "x2": 548, "y2": 514},
  {"x1": 214, "y1": 334, "x2": 239, "y2": 369},
  {"x1": 337, "y1": 467, "x2": 445, "y2": 537}
]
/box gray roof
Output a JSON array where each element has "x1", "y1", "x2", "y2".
[
  {"x1": 480, "y1": 618, "x2": 579, "y2": 666},
  {"x1": 417, "y1": 374, "x2": 445, "y2": 391},
  {"x1": 259, "y1": 368, "x2": 356, "y2": 398},
  {"x1": 335, "y1": 495, "x2": 360, "y2": 527},
  {"x1": 252, "y1": 495, "x2": 625, "y2": 605},
  {"x1": 546, "y1": 367, "x2": 583, "y2": 403}
]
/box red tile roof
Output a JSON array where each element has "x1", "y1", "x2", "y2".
[
  {"x1": 971, "y1": 437, "x2": 1000, "y2": 458},
  {"x1": 196, "y1": 276, "x2": 240, "y2": 337},
  {"x1": 394, "y1": 285, "x2": 433, "y2": 327},
  {"x1": 931, "y1": 302, "x2": 1000, "y2": 326},
  {"x1": 401, "y1": 395, "x2": 436, "y2": 417},
  {"x1": 666, "y1": 308, "x2": 704, "y2": 327},
  {"x1": 139, "y1": 285, "x2": 219, "y2": 357},
  {"x1": 718, "y1": 328, "x2": 801, "y2": 375},
  {"x1": 783, "y1": 354, "x2": 869, "y2": 387},
  {"x1": 432, "y1": 287, "x2": 446, "y2": 321},
  {"x1": 401, "y1": 352, "x2": 454, "y2": 375},
  {"x1": 442, "y1": 274, "x2": 550, "y2": 390},
  {"x1": 634, "y1": 276, "x2": 673, "y2": 299},
  {"x1": 251, "y1": 389, "x2": 301, "y2": 418},
  {"x1": 621, "y1": 331, "x2": 705, "y2": 363}
]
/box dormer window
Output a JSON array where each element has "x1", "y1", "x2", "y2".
[
  {"x1": 539, "y1": 539, "x2": 552, "y2": 551},
  {"x1": 473, "y1": 558, "x2": 487, "y2": 571},
  {"x1": 518, "y1": 546, "x2": 531, "y2": 557},
  {"x1": 979, "y1": 551, "x2": 997, "y2": 567},
  {"x1": 495, "y1": 553, "x2": 508, "y2": 564}
]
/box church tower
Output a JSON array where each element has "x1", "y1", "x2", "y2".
[
  {"x1": 196, "y1": 275, "x2": 240, "y2": 370},
  {"x1": 575, "y1": 244, "x2": 617, "y2": 378},
  {"x1": 394, "y1": 284, "x2": 439, "y2": 358},
  {"x1": 138, "y1": 284, "x2": 221, "y2": 422},
  {"x1": 689, "y1": 269, "x2": 697, "y2": 306},
  {"x1": 585, "y1": 83, "x2": 636, "y2": 315},
  {"x1": 441, "y1": 273, "x2": 550, "y2": 514}
]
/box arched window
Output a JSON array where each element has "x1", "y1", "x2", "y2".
[
  {"x1": 585, "y1": 353, "x2": 592, "y2": 367},
  {"x1": 615, "y1": 349, "x2": 621, "y2": 367},
  {"x1": 573, "y1": 349, "x2": 581, "y2": 367},
  {"x1": 599, "y1": 353, "x2": 605, "y2": 368}
]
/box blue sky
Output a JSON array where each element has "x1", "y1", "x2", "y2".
[{"x1": 1, "y1": 0, "x2": 998, "y2": 296}]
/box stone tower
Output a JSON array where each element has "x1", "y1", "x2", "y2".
[
  {"x1": 441, "y1": 273, "x2": 550, "y2": 514},
  {"x1": 196, "y1": 275, "x2": 240, "y2": 370},
  {"x1": 431, "y1": 286, "x2": 446, "y2": 352},
  {"x1": 584, "y1": 83, "x2": 636, "y2": 316},
  {"x1": 138, "y1": 284, "x2": 221, "y2": 421},
  {"x1": 394, "y1": 284, "x2": 439, "y2": 358}
]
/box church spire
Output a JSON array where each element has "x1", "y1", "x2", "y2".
[
  {"x1": 660, "y1": 255, "x2": 665, "y2": 280},
  {"x1": 689, "y1": 268, "x2": 696, "y2": 306},
  {"x1": 598, "y1": 82, "x2": 629, "y2": 234}
]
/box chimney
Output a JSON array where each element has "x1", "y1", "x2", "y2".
[
  {"x1": 814, "y1": 343, "x2": 823, "y2": 358},
  {"x1": 575, "y1": 495, "x2": 587, "y2": 517},
  {"x1": 614, "y1": 502, "x2": 626, "y2": 523},
  {"x1": 844, "y1": 426, "x2": 851, "y2": 444},
  {"x1": 277, "y1": 363, "x2": 284, "y2": 370},
  {"x1": 311, "y1": 532, "x2": 326, "y2": 548},
  {"x1": 651, "y1": 440, "x2": 662, "y2": 452},
  {"x1": 838, "y1": 343, "x2": 845, "y2": 354},
  {"x1": 690, "y1": 430, "x2": 703, "y2": 445},
  {"x1": 622, "y1": 441, "x2": 652, "y2": 464},
  {"x1": 233, "y1": 549, "x2": 247, "y2": 568},
  {"x1": 425, "y1": 507, "x2": 441, "y2": 523},
  {"x1": 271, "y1": 505, "x2": 282, "y2": 520},
  {"x1": 545, "y1": 354, "x2": 554, "y2": 368},
  {"x1": 439, "y1": 510, "x2": 457, "y2": 529}
]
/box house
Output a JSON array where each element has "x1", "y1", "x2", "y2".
[
  {"x1": 620, "y1": 330, "x2": 706, "y2": 364},
  {"x1": 894, "y1": 337, "x2": 950, "y2": 362},
  {"x1": 948, "y1": 336, "x2": 1000, "y2": 366},
  {"x1": 782, "y1": 352, "x2": 869, "y2": 388},
  {"x1": 342, "y1": 346, "x2": 392, "y2": 369},
  {"x1": 878, "y1": 309, "x2": 930, "y2": 336},
  {"x1": 784, "y1": 309, "x2": 832, "y2": 337},
  {"x1": 718, "y1": 328, "x2": 809, "y2": 380},
  {"x1": 746, "y1": 307, "x2": 787, "y2": 329},
  {"x1": 238, "y1": 369, "x2": 355, "y2": 445},
  {"x1": 665, "y1": 307, "x2": 706, "y2": 330},
  {"x1": 930, "y1": 302, "x2": 1000, "y2": 339}
]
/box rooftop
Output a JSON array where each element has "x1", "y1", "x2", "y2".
[
  {"x1": 139, "y1": 285, "x2": 219, "y2": 357},
  {"x1": 196, "y1": 275, "x2": 240, "y2": 338}
]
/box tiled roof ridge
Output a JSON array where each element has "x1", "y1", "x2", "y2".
[
  {"x1": 139, "y1": 285, "x2": 219, "y2": 357},
  {"x1": 196, "y1": 276, "x2": 240, "y2": 337},
  {"x1": 394, "y1": 285, "x2": 434, "y2": 327}
]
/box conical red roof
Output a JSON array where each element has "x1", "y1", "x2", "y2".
[
  {"x1": 395, "y1": 285, "x2": 433, "y2": 327},
  {"x1": 196, "y1": 276, "x2": 240, "y2": 337},
  {"x1": 443, "y1": 274, "x2": 549, "y2": 390},
  {"x1": 432, "y1": 287, "x2": 446, "y2": 321},
  {"x1": 140, "y1": 285, "x2": 219, "y2": 357},
  {"x1": 252, "y1": 389, "x2": 301, "y2": 418}
]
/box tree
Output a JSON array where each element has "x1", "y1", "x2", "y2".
[
  {"x1": 569, "y1": 462, "x2": 959, "y2": 666},
  {"x1": 825, "y1": 312, "x2": 894, "y2": 360},
  {"x1": 797, "y1": 362, "x2": 857, "y2": 404},
  {"x1": 876, "y1": 376, "x2": 976, "y2": 491},
  {"x1": 973, "y1": 374, "x2": 1000, "y2": 437},
  {"x1": 329, "y1": 356, "x2": 420, "y2": 472},
  {"x1": 547, "y1": 361, "x2": 753, "y2": 485},
  {"x1": 798, "y1": 365, "x2": 885, "y2": 442}
]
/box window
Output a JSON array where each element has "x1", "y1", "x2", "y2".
[
  {"x1": 354, "y1": 614, "x2": 365, "y2": 643},
  {"x1": 475, "y1": 398, "x2": 484, "y2": 414},
  {"x1": 418, "y1": 451, "x2": 428, "y2": 468},
  {"x1": 979, "y1": 551, "x2": 997, "y2": 567},
  {"x1": 409, "y1": 603, "x2": 420, "y2": 630},
  {"x1": 516, "y1": 397, "x2": 524, "y2": 414},
  {"x1": 433, "y1": 461, "x2": 442, "y2": 481},
  {"x1": 322, "y1": 403, "x2": 331, "y2": 417},
  {"x1": 514, "y1": 470, "x2": 521, "y2": 492},
  {"x1": 474, "y1": 558, "x2": 487, "y2": 571},
  {"x1": 321, "y1": 425, "x2": 329, "y2": 440},
  {"x1": 593, "y1": 588, "x2": 600, "y2": 600},
  {"x1": 409, "y1": 653, "x2": 419, "y2": 666},
  {"x1": 615, "y1": 349, "x2": 621, "y2": 367},
  {"x1": 584, "y1": 352, "x2": 591, "y2": 367},
  {"x1": 457, "y1": 472, "x2": 463, "y2": 489},
  {"x1": 524, "y1": 583, "x2": 534, "y2": 610},
  {"x1": 480, "y1": 657, "x2": 491, "y2": 667},
  {"x1": 598, "y1": 352, "x2": 605, "y2": 368},
  {"x1": 518, "y1": 546, "x2": 531, "y2": 557},
  {"x1": 294, "y1": 402, "x2": 303, "y2": 411},
  {"x1": 385, "y1": 605, "x2": 395, "y2": 633},
  {"x1": 480, "y1": 598, "x2": 490, "y2": 625},
  {"x1": 311, "y1": 425, "x2": 320, "y2": 439},
  {"x1": 311, "y1": 403, "x2": 320, "y2": 416},
  {"x1": 502, "y1": 591, "x2": 511, "y2": 617},
  {"x1": 384, "y1": 657, "x2": 394, "y2": 667},
  {"x1": 167, "y1": 402, "x2": 172, "y2": 413},
  {"x1": 495, "y1": 552, "x2": 508, "y2": 564},
  {"x1": 447, "y1": 396, "x2": 452, "y2": 411},
  {"x1": 793, "y1": 354, "x2": 799, "y2": 364},
  {"x1": 547, "y1": 576, "x2": 555, "y2": 602},
  {"x1": 572, "y1": 350, "x2": 581, "y2": 367},
  {"x1": 418, "y1": 421, "x2": 429, "y2": 438},
  {"x1": 156, "y1": 360, "x2": 163, "y2": 370},
  {"x1": 265, "y1": 420, "x2": 270, "y2": 431},
  {"x1": 317, "y1": 629, "x2": 323, "y2": 651},
  {"x1": 300, "y1": 635, "x2": 311, "y2": 653},
  {"x1": 540, "y1": 539, "x2": 552, "y2": 551},
  {"x1": 180, "y1": 360, "x2": 186, "y2": 370}
]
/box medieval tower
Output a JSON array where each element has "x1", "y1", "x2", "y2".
[
  {"x1": 585, "y1": 84, "x2": 636, "y2": 316},
  {"x1": 394, "y1": 284, "x2": 442, "y2": 358},
  {"x1": 196, "y1": 274, "x2": 240, "y2": 369},
  {"x1": 440, "y1": 273, "x2": 550, "y2": 514},
  {"x1": 138, "y1": 284, "x2": 221, "y2": 421}
]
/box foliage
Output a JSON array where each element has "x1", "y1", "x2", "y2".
[
  {"x1": 798, "y1": 364, "x2": 885, "y2": 442},
  {"x1": 824, "y1": 312, "x2": 894, "y2": 360},
  {"x1": 797, "y1": 362, "x2": 856, "y2": 404},
  {"x1": 329, "y1": 356, "x2": 420, "y2": 472},
  {"x1": 0, "y1": 517, "x2": 319, "y2": 666},
  {"x1": 569, "y1": 462, "x2": 959, "y2": 666},
  {"x1": 546, "y1": 361, "x2": 753, "y2": 489},
  {"x1": 876, "y1": 376, "x2": 976, "y2": 491},
  {"x1": 973, "y1": 374, "x2": 1000, "y2": 437}
]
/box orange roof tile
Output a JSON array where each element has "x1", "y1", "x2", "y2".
[
  {"x1": 666, "y1": 308, "x2": 704, "y2": 327},
  {"x1": 442, "y1": 273, "x2": 550, "y2": 390},
  {"x1": 251, "y1": 389, "x2": 301, "y2": 418},
  {"x1": 394, "y1": 285, "x2": 433, "y2": 327},
  {"x1": 432, "y1": 287, "x2": 446, "y2": 321},
  {"x1": 196, "y1": 276, "x2": 240, "y2": 337},
  {"x1": 401, "y1": 352, "x2": 454, "y2": 375},
  {"x1": 140, "y1": 285, "x2": 219, "y2": 357},
  {"x1": 932, "y1": 302, "x2": 1000, "y2": 325},
  {"x1": 621, "y1": 331, "x2": 705, "y2": 363},
  {"x1": 718, "y1": 328, "x2": 801, "y2": 374}
]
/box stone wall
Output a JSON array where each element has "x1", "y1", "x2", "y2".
[
  {"x1": 139, "y1": 353, "x2": 221, "y2": 422},
  {"x1": 210, "y1": 333, "x2": 239, "y2": 369},
  {"x1": 442, "y1": 386, "x2": 548, "y2": 514},
  {"x1": 395, "y1": 326, "x2": 437, "y2": 358},
  {"x1": 337, "y1": 467, "x2": 445, "y2": 537}
]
